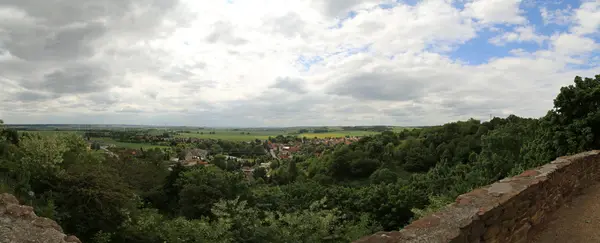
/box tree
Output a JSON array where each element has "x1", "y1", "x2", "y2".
[
  {"x1": 253, "y1": 167, "x2": 267, "y2": 181},
  {"x1": 177, "y1": 166, "x2": 248, "y2": 219},
  {"x1": 287, "y1": 160, "x2": 298, "y2": 182},
  {"x1": 546, "y1": 75, "x2": 600, "y2": 155},
  {"x1": 369, "y1": 168, "x2": 397, "y2": 184},
  {"x1": 51, "y1": 162, "x2": 137, "y2": 241}
]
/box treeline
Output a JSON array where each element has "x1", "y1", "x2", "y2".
[
  {"x1": 0, "y1": 75, "x2": 598, "y2": 242},
  {"x1": 340, "y1": 126, "x2": 392, "y2": 132}
]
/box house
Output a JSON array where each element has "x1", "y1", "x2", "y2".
[
  {"x1": 225, "y1": 155, "x2": 245, "y2": 162},
  {"x1": 181, "y1": 159, "x2": 209, "y2": 167},
  {"x1": 288, "y1": 146, "x2": 300, "y2": 153},
  {"x1": 241, "y1": 166, "x2": 255, "y2": 181},
  {"x1": 184, "y1": 149, "x2": 208, "y2": 161}
]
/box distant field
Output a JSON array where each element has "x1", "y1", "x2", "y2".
[
  {"x1": 90, "y1": 137, "x2": 169, "y2": 149},
  {"x1": 175, "y1": 129, "x2": 381, "y2": 141},
  {"x1": 19, "y1": 130, "x2": 81, "y2": 136},
  {"x1": 299, "y1": 131, "x2": 379, "y2": 138},
  {"x1": 18, "y1": 130, "x2": 167, "y2": 149},
  {"x1": 175, "y1": 130, "x2": 278, "y2": 141},
  {"x1": 16, "y1": 127, "x2": 408, "y2": 143}
]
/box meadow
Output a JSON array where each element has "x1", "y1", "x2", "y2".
[
  {"x1": 175, "y1": 128, "x2": 385, "y2": 141},
  {"x1": 17, "y1": 126, "x2": 410, "y2": 146},
  {"x1": 19, "y1": 130, "x2": 168, "y2": 149}
]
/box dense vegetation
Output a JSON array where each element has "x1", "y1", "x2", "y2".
[{"x1": 0, "y1": 74, "x2": 599, "y2": 243}]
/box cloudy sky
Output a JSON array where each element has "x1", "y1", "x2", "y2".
[{"x1": 0, "y1": 0, "x2": 599, "y2": 127}]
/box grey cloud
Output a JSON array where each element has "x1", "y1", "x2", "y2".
[
  {"x1": 87, "y1": 92, "x2": 120, "y2": 105},
  {"x1": 3, "y1": 22, "x2": 107, "y2": 62},
  {"x1": 269, "y1": 77, "x2": 308, "y2": 94},
  {"x1": 0, "y1": 0, "x2": 180, "y2": 27},
  {"x1": 323, "y1": 0, "x2": 362, "y2": 17},
  {"x1": 160, "y1": 63, "x2": 206, "y2": 82},
  {"x1": 0, "y1": 0, "x2": 188, "y2": 114},
  {"x1": 182, "y1": 80, "x2": 218, "y2": 91},
  {"x1": 11, "y1": 90, "x2": 58, "y2": 102},
  {"x1": 437, "y1": 97, "x2": 508, "y2": 118},
  {"x1": 334, "y1": 103, "x2": 378, "y2": 114},
  {"x1": 270, "y1": 12, "x2": 306, "y2": 38},
  {"x1": 146, "y1": 91, "x2": 158, "y2": 99},
  {"x1": 327, "y1": 72, "x2": 427, "y2": 101},
  {"x1": 117, "y1": 107, "x2": 144, "y2": 113},
  {"x1": 358, "y1": 21, "x2": 385, "y2": 34},
  {"x1": 29, "y1": 66, "x2": 111, "y2": 94},
  {"x1": 206, "y1": 21, "x2": 248, "y2": 45},
  {"x1": 222, "y1": 89, "x2": 327, "y2": 120},
  {"x1": 382, "y1": 106, "x2": 426, "y2": 117},
  {"x1": 0, "y1": 0, "x2": 181, "y2": 62}
]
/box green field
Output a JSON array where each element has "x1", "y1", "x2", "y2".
[
  {"x1": 298, "y1": 131, "x2": 379, "y2": 138},
  {"x1": 19, "y1": 130, "x2": 167, "y2": 149},
  {"x1": 176, "y1": 130, "x2": 283, "y2": 141},
  {"x1": 20, "y1": 130, "x2": 81, "y2": 136},
  {"x1": 16, "y1": 127, "x2": 408, "y2": 145},
  {"x1": 175, "y1": 129, "x2": 381, "y2": 141}
]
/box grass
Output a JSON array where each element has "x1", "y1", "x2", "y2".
[
  {"x1": 175, "y1": 129, "x2": 381, "y2": 141},
  {"x1": 19, "y1": 130, "x2": 167, "y2": 149},
  {"x1": 297, "y1": 131, "x2": 379, "y2": 138},
  {"x1": 19, "y1": 130, "x2": 82, "y2": 136},
  {"x1": 176, "y1": 129, "x2": 291, "y2": 141},
  {"x1": 16, "y1": 127, "x2": 402, "y2": 144}
]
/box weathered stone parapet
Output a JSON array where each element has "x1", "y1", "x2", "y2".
[
  {"x1": 355, "y1": 150, "x2": 600, "y2": 243},
  {"x1": 0, "y1": 193, "x2": 82, "y2": 243}
]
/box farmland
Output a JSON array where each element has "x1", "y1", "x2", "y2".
[
  {"x1": 12, "y1": 125, "x2": 412, "y2": 146},
  {"x1": 18, "y1": 130, "x2": 169, "y2": 149},
  {"x1": 174, "y1": 129, "x2": 382, "y2": 141}
]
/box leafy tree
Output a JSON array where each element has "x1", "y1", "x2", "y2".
[
  {"x1": 177, "y1": 166, "x2": 248, "y2": 219},
  {"x1": 287, "y1": 159, "x2": 298, "y2": 182},
  {"x1": 51, "y1": 162, "x2": 137, "y2": 241},
  {"x1": 369, "y1": 168, "x2": 397, "y2": 184},
  {"x1": 253, "y1": 167, "x2": 267, "y2": 181}
]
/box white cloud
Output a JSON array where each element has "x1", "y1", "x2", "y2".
[
  {"x1": 571, "y1": 0, "x2": 600, "y2": 35},
  {"x1": 540, "y1": 6, "x2": 574, "y2": 25},
  {"x1": 0, "y1": 0, "x2": 598, "y2": 126},
  {"x1": 463, "y1": 0, "x2": 526, "y2": 24},
  {"x1": 551, "y1": 33, "x2": 598, "y2": 55},
  {"x1": 489, "y1": 25, "x2": 548, "y2": 45}
]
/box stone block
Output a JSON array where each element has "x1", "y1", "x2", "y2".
[{"x1": 483, "y1": 225, "x2": 501, "y2": 240}]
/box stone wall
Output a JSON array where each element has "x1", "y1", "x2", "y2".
[
  {"x1": 355, "y1": 150, "x2": 600, "y2": 243},
  {"x1": 0, "y1": 193, "x2": 81, "y2": 243}
]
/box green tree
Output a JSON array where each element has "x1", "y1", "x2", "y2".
[
  {"x1": 287, "y1": 159, "x2": 298, "y2": 182},
  {"x1": 369, "y1": 168, "x2": 397, "y2": 184},
  {"x1": 51, "y1": 162, "x2": 136, "y2": 241},
  {"x1": 546, "y1": 75, "x2": 600, "y2": 155},
  {"x1": 177, "y1": 166, "x2": 248, "y2": 219},
  {"x1": 253, "y1": 167, "x2": 267, "y2": 181}
]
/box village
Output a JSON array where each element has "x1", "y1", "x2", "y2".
[
  {"x1": 167, "y1": 136, "x2": 362, "y2": 180},
  {"x1": 88, "y1": 134, "x2": 363, "y2": 181}
]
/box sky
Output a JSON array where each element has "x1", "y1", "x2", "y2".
[{"x1": 0, "y1": 0, "x2": 599, "y2": 127}]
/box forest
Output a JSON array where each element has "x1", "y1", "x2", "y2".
[{"x1": 0, "y1": 74, "x2": 599, "y2": 243}]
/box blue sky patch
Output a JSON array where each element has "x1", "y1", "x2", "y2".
[
  {"x1": 448, "y1": 0, "x2": 586, "y2": 65},
  {"x1": 296, "y1": 55, "x2": 324, "y2": 71}
]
